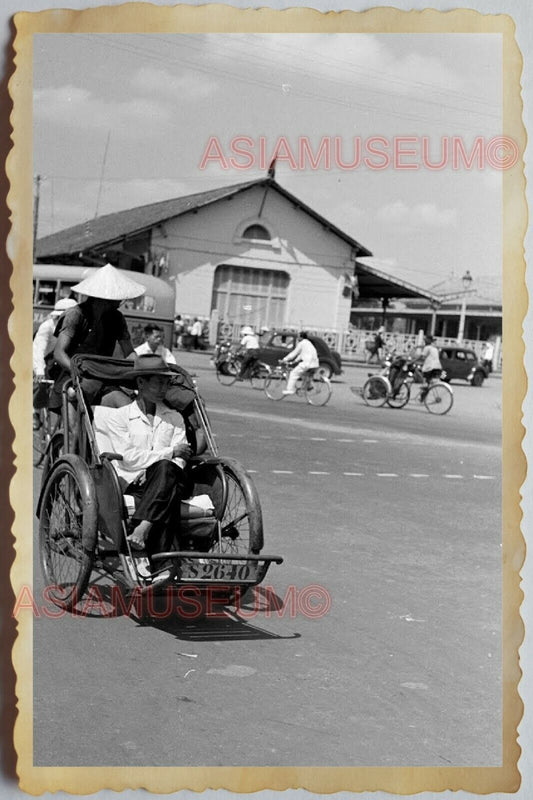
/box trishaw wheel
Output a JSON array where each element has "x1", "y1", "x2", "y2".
[
  {"x1": 41, "y1": 431, "x2": 64, "y2": 485},
  {"x1": 386, "y1": 382, "x2": 410, "y2": 409},
  {"x1": 39, "y1": 455, "x2": 98, "y2": 611},
  {"x1": 362, "y1": 376, "x2": 389, "y2": 408},
  {"x1": 214, "y1": 460, "x2": 263, "y2": 555}
]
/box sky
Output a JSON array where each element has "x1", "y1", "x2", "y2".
[{"x1": 33, "y1": 33, "x2": 504, "y2": 297}]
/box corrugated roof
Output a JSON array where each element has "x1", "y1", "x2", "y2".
[{"x1": 36, "y1": 177, "x2": 372, "y2": 259}]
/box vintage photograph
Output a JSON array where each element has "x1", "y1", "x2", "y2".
[{"x1": 7, "y1": 6, "x2": 525, "y2": 794}]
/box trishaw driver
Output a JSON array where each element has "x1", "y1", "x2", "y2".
[
  {"x1": 49, "y1": 263, "x2": 145, "y2": 414},
  {"x1": 101, "y1": 354, "x2": 193, "y2": 585}
]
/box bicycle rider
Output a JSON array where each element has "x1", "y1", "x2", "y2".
[
  {"x1": 238, "y1": 326, "x2": 260, "y2": 380},
  {"x1": 417, "y1": 334, "x2": 442, "y2": 400},
  {"x1": 281, "y1": 331, "x2": 319, "y2": 395}
]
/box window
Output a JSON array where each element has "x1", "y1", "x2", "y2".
[
  {"x1": 35, "y1": 280, "x2": 56, "y2": 306},
  {"x1": 242, "y1": 224, "x2": 271, "y2": 241},
  {"x1": 212, "y1": 265, "x2": 289, "y2": 329}
]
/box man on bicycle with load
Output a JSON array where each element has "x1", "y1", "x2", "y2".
[
  {"x1": 418, "y1": 334, "x2": 442, "y2": 400},
  {"x1": 281, "y1": 331, "x2": 319, "y2": 395},
  {"x1": 238, "y1": 325, "x2": 260, "y2": 379}
]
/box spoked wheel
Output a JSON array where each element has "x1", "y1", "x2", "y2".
[
  {"x1": 362, "y1": 375, "x2": 389, "y2": 408},
  {"x1": 216, "y1": 361, "x2": 239, "y2": 386},
  {"x1": 33, "y1": 410, "x2": 51, "y2": 467},
  {"x1": 214, "y1": 460, "x2": 263, "y2": 555},
  {"x1": 250, "y1": 362, "x2": 271, "y2": 390},
  {"x1": 264, "y1": 371, "x2": 286, "y2": 401},
  {"x1": 423, "y1": 382, "x2": 454, "y2": 415},
  {"x1": 387, "y1": 382, "x2": 411, "y2": 409},
  {"x1": 305, "y1": 375, "x2": 332, "y2": 406},
  {"x1": 38, "y1": 455, "x2": 98, "y2": 611},
  {"x1": 41, "y1": 431, "x2": 64, "y2": 486}
]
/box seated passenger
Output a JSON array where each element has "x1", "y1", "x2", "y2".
[
  {"x1": 281, "y1": 331, "x2": 319, "y2": 395},
  {"x1": 101, "y1": 354, "x2": 193, "y2": 585}
]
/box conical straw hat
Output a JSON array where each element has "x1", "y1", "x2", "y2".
[{"x1": 71, "y1": 263, "x2": 146, "y2": 301}]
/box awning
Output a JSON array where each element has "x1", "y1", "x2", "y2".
[{"x1": 355, "y1": 258, "x2": 441, "y2": 303}]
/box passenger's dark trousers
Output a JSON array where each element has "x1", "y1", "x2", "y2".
[{"x1": 125, "y1": 460, "x2": 186, "y2": 558}]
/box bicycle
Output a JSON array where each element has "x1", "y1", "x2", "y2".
[
  {"x1": 361, "y1": 361, "x2": 453, "y2": 415},
  {"x1": 215, "y1": 348, "x2": 271, "y2": 389},
  {"x1": 264, "y1": 361, "x2": 332, "y2": 406},
  {"x1": 33, "y1": 378, "x2": 55, "y2": 466}
]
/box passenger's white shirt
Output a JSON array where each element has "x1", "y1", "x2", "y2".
[
  {"x1": 33, "y1": 316, "x2": 57, "y2": 374},
  {"x1": 134, "y1": 341, "x2": 177, "y2": 365},
  {"x1": 96, "y1": 400, "x2": 188, "y2": 484},
  {"x1": 285, "y1": 338, "x2": 319, "y2": 369},
  {"x1": 240, "y1": 333, "x2": 259, "y2": 350}
]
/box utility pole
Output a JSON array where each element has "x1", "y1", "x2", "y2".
[{"x1": 33, "y1": 174, "x2": 41, "y2": 261}]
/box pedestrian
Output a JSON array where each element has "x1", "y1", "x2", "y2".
[
  {"x1": 238, "y1": 326, "x2": 260, "y2": 379},
  {"x1": 189, "y1": 317, "x2": 203, "y2": 350},
  {"x1": 418, "y1": 334, "x2": 442, "y2": 400},
  {"x1": 481, "y1": 340, "x2": 494, "y2": 373},
  {"x1": 32, "y1": 298, "x2": 77, "y2": 428},
  {"x1": 281, "y1": 331, "x2": 319, "y2": 395},
  {"x1": 173, "y1": 314, "x2": 184, "y2": 349},
  {"x1": 135, "y1": 323, "x2": 177, "y2": 365},
  {"x1": 49, "y1": 263, "x2": 146, "y2": 431},
  {"x1": 366, "y1": 326, "x2": 385, "y2": 364}
]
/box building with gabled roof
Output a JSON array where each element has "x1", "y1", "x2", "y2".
[{"x1": 36, "y1": 176, "x2": 438, "y2": 332}]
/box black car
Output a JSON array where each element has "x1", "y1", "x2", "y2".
[
  {"x1": 439, "y1": 346, "x2": 489, "y2": 386},
  {"x1": 256, "y1": 331, "x2": 343, "y2": 379}
]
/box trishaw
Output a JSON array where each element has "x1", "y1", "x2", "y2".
[{"x1": 36, "y1": 354, "x2": 283, "y2": 613}]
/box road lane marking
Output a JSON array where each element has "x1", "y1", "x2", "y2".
[
  {"x1": 377, "y1": 473, "x2": 398, "y2": 477},
  {"x1": 308, "y1": 471, "x2": 330, "y2": 475},
  {"x1": 310, "y1": 437, "x2": 327, "y2": 441},
  {"x1": 336, "y1": 438, "x2": 355, "y2": 442},
  {"x1": 272, "y1": 470, "x2": 294, "y2": 474},
  {"x1": 363, "y1": 439, "x2": 379, "y2": 443},
  {"x1": 409, "y1": 473, "x2": 429, "y2": 478},
  {"x1": 473, "y1": 475, "x2": 496, "y2": 480},
  {"x1": 343, "y1": 472, "x2": 364, "y2": 476},
  {"x1": 444, "y1": 474, "x2": 463, "y2": 479}
]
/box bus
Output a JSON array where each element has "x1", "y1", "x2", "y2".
[{"x1": 33, "y1": 264, "x2": 176, "y2": 349}]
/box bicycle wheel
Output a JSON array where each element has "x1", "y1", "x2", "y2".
[
  {"x1": 305, "y1": 375, "x2": 332, "y2": 406},
  {"x1": 216, "y1": 359, "x2": 239, "y2": 386},
  {"x1": 250, "y1": 362, "x2": 271, "y2": 390},
  {"x1": 423, "y1": 382, "x2": 454, "y2": 415},
  {"x1": 38, "y1": 455, "x2": 98, "y2": 611},
  {"x1": 33, "y1": 409, "x2": 50, "y2": 467},
  {"x1": 264, "y1": 370, "x2": 285, "y2": 400},
  {"x1": 387, "y1": 381, "x2": 411, "y2": 409},
  {"x1": 361, "y1": 375, "x2": 389, "y2": 408}
]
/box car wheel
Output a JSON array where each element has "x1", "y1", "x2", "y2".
[
  {"x1": 317, "y1": 362, "x2": 332, "y2": 380},
  {"x1": 472, "y1": 371, "x2": 485, "y2": 387}
]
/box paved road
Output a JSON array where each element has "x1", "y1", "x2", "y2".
[{"x1": 32, "y1": 355, "x2": 501, "y2": 767}]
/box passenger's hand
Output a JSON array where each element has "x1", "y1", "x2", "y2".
[{"x1": 173, "y1": 442, "x2": 193, "y2": 460}]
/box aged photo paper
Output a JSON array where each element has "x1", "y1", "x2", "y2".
[{"x1": 6, "y1": 3, "x2": 526, "y2": 795}]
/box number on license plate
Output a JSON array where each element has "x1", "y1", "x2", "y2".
[{"x1": 179, "y1": 559, "x2": 261, "y2": 583}]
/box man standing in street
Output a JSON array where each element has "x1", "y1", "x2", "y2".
[{"x1": 135, "y1": 323, "x2": 177, "y2": 365}]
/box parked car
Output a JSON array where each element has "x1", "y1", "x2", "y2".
[
  {"x1": 439, "y1": 346, "x2": 489, "y2": 386},
  {"x1": 256, "y1": 330, "x2": 343, "y2": 379}
]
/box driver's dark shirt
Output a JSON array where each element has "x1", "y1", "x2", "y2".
[{"x1": 54, "y1": 301, "x2": 130, "y2": 357}]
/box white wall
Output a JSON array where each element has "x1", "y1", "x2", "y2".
[{"x1": 151, "y1": 184, "x2": 356, "y2": 329}]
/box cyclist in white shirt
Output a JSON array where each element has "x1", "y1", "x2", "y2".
[
  {"x1": 419, "y1": 334, "x2": 442, "y2": 400},
  {"x1": 238, "y1": 325, "x2": 260, "y2": 379},
  {"x1": 281, "y1": 331, "x2": 319, "y2": 394}
]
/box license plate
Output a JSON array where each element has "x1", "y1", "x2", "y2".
[{"x1": 178, "y1": 559, "x2": 262, "y2": 584}]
